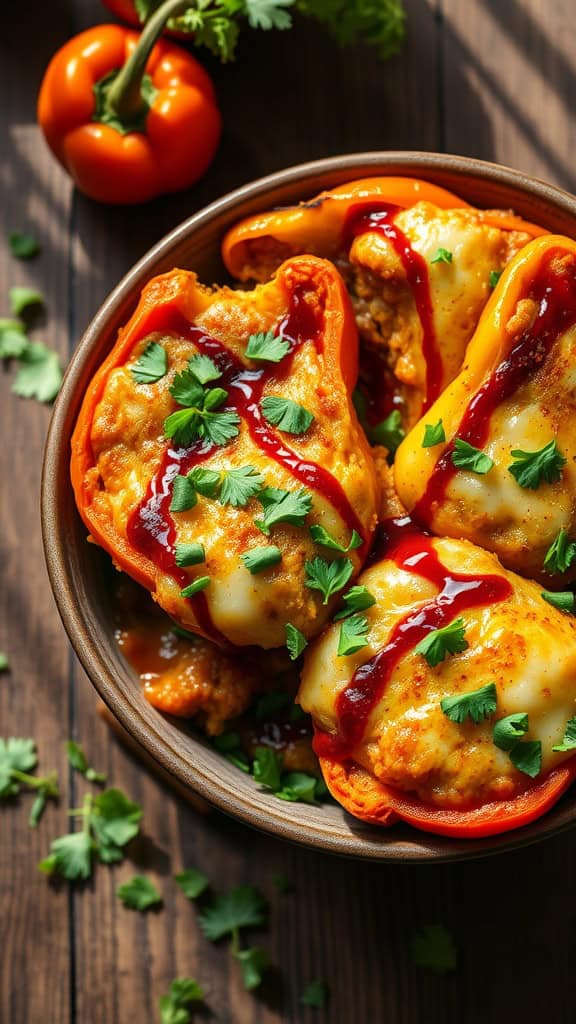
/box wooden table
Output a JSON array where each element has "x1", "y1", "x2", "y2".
[{"x1": 2, "y1": 2, "x2": 576, "y2": 1021}]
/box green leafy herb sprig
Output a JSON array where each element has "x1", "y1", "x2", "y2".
[
  {"x1": 39, "y1": 788, "x2": 143, "y2": 880},
  {"x1": 0, "y1": 738, "x2": 59, "y2": 826}
]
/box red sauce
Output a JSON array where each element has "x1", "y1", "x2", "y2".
[
  {"x1": 414, "y1": 247, "x2": 576, "y2": 522},
  {"x1": 313, "y1": 516, "x2": 512, "y2": 760},
  {"x1": 344, "y1": 204, "x2": 441, "y2": 411},
  {"x1": 126, "y1": 285, "x2": 366, "y2": 640}
]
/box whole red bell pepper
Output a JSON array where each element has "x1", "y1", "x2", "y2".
[{"x1": 37, "y1": 0, "x2": 221, "y2": 204}]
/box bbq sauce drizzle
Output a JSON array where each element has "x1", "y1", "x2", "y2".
[
  {"x1": 126, "y1": 285, "x2": 366, "y2": 642},
  {"x1": 344, "y1": 203, "x2": 442, "y2": 412},
  {"x1": 414, "y1": 247, "x2": 576, "y2": 522},
  {"x1": 313, "y1": 516, "x2": 512, "y2": 761}
]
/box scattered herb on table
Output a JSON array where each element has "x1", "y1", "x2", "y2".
[
  {"x1": 9, "y1": 286, "x2": 44, "y2": 317},
  {"x1": 117, "y1": 874, "x2": 163, "y2": 911},
  {"x1": 0, "y1": 738, "x2": 59, "y2": 826},
  {"x1": 411, "y1": 923, "x2": 457, "y2": 974},
  {"x1": 159, "y1": 978, "x2": 204, "y2": 1024},
  {"x1": 301, "y1": 979, "x2": 330, "y2": 1008},
  {"x1": 0, "y1": 318, "x2": 28, "y2": 358},
  {"x1": 0, "y1": 652, "x2": 9, "y2": 672},
  {"x1": 9, "y1": 232, "x2": 40, "y2": 260},
  {"x1": 66, "y1": 739, "x2": 107, "y2": 784},
  {"x1": 175, "y1": 867, "x2": 210, "y2": 900}
]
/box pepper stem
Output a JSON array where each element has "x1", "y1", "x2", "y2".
[{"x1": 106, "y1": 0, "x2": 191, "y2": 122}]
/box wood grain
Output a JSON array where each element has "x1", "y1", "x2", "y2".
[{"x1": 3, "y1": 0, "x2": 576, "y2": 1022}]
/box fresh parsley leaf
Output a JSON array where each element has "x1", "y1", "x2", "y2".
[
  {"x1": 170, "y1": 475, "x2": 198, "y2": 513},
  {"x1": 509, "y1": 740, "x2": 542, "y2": 777},
  {"x1": 131, "y1": 341, "x2": 167, "y2": 384},
  {"x1": 368, "y1": 408, "x2": 405, "y2": 454},
  {"x1": 301, "y1": 979, "x2": 330, "y2": 1008},
  {"x1": 203, "y1": 386, "x2": 228, "y2": 411},
  {"x1": 245, "y1": 0, "x2": 294, "y2": 31},
  {"x1": 422, "y1": 419, "x2": 446, "y2": 447},
  {"x1": 252, "y1": 746, "x2": 283, "y2": 790},
  {"x1": 544, "y1": 529, "x2": 576, "y2": 574},
  {"x1": 440, "y1": 681, "x2": 497, "y2": 724},
  {"x1": 169, "y1": 367, "x2": 204, "y2": 407},
  {"x1": 40, "y1": 830, "x2": 95, "y2": 881},
  {"x1": 117, "y1": 875, "x2": 162, "y2": 911},
  {"x1": 508, "y1": 440, "x2": 566, "y2": 489},
  {"x1": 304, "y1": 556, "x2": 354, "y2": 604},
  {"x1": 41, "y1": 788, "x2": 142, "y2": 878},
  {"x1": 0, "y1": 739, "x2": 58, "y2": 820},
  {"x1": 333, "y1": 585, "x2": 376, "y2": 621},
  {"x1": 285, "y1": 623, "x2": 307, "y2": 660},
  {"x1": 233, "y1": 945, "x2": 271, "y2": 990},
  {"x1": 12, "y1": 341, "x2": 62, "y2": 402},
  {"x1": 489, "y1": 269, "x2": 502, "y2": 288},
  {"x1": 0, "y1": 318, "x2": 28, "y2": 358},
  {"x1": 245, "y1": 330, "x2": 290, "y2": 363},
  {"x1": 159, "y1": 978, "x2": 204, "y2": 1024},
  {"x1": 219, "y1": 465, "x2": 264, "y2": 507},
  {"x1": 309, "y1": 524, "x2": 362, "y2": 553},
  {"x1": 66, "y1": 740, "x2": 106, "y2": 784},
  {"x1": 254, "y1": 691, "x2": 292, "y2": 720},
  {"x1": 411, "y1": 923, "x2": 457, "y2": 974},
  {"x1": 9, "y1": 232, "x2": 40, "y2": 259},
  {"x1": 0, "y1": 652, "x2": 8, "y2": 672},
  {"x1": 241, "y1": 545, "x2": 282, "y2": 574},
  {"x1": 493, "y1": 713, "x2": 529, "y2": 751},
  {"x1": 261, "y1": 395, "x2": 314, "y2": 434},
  {"x1": 166, "y1": 367, "x2": 240, "y2": 448},
  {"x1": 431, "y1": 247, "x2": 453, "y2": 265},
  {"x1": 276, "y1": 772, "x2": 322, "y2": 804},
  {"x1": 255, "y1": 486, "x2": 312, "y2": 534},
  {"x1": 451, "y1": 438, "x2": 494, "y2": 475},
  {"x1": 198, "y1": 885, "x2": 267, "y2": 941},
  {"x1": 91, "y1": 788, "x2": 143, "y2": 851},
  {"x1": 541, "y1": 590, "x2": 575, "y2": 613},
  {"x1": 175, "y1": 867, "x2": 209, "y2": 900},
  {"x1": 201, "y1": 409, "x2": 241, "y2": 446},
  {"x1": 181, "y1": 576, "x2": 210, "y2": 597},
  {"x1": 337, "y1": 613, "x2": 369, "y2": 656},
  {"x1": 188, "y1": 353, "x2": 222, "y2": 384},
  {"x1": 188, "y1": 466, "x2": 221, "y2": 497},
  {"x1": 175, "y1": 543, "x2": 205, "y2": 567},
  {"x1": 9, "y1": 286, "x2": 44, "y2": 317},
  {"x1": 553, "y1": 716, "x2": 576, "y2": 752}
]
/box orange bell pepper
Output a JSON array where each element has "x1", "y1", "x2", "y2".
[
  {"x1": 321, "y1": 755, "x2": 576, "y2": 838},
  {"x1": 37, "y1": 0, "x2": 221, "y2": 205}
]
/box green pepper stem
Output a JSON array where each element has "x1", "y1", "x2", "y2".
[{"x1": 106, "y1": 0, "x2": 191, "y2": 121}]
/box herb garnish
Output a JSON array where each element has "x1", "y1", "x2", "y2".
[
  {"x1": 181, "y1": 576, "x2": 210, "y2": 597},
  {"x1": 285, "y1": 623, "x2": 308, "y2": 660},
  {"x1": 12, "y1": 341, "x2": 62, "y2": 402},
  {"x1": 245, "y1": 330, "x2": 290, "y2": 363},
  {"x1": 188, "y1": 353, "x2": 222, "y2": 383},
  {"x1": 255, "y1": 486, "x2": 312, "y2": 535},
  {"x1": 0, "y1": 652, "x2": 9, "y2": 672},
  {"x1": 170, "y1": 475, "x2": 198, "y2": 513},
  {"x1": 489, "y1": 269, "x2": 502, "y2": 288},
  {"x1": 175, "y1": 867, "x2": 210, "y2": 900},
  {"x1": 333, "y1": 585, "x2": 376, "y2": 621},
  {"x1": 261, "y1": 395, "x2": 314, "y2": 434},
  {"x1": 159, "y1": 978, "x2": 204, "y2": 1024},
  {"x1": 431, "y1": 248, "x2": 453, "y2": 264},
  {"x1": 304, "y1": 556, "x2": 354, "y2": 604},
  {"x1": 0, "y1": 318, "x2": 28, "y2": 358},
  {"x1": 9, "y1": 286, "x2": 44, "y2": 317},
  {"x1": 440, "y1": 681, "x2": 496, "y2": 723},
  {"x1": 39, "y1": 788, "x2": 143, "y2": 879},
  {"x1": 337, "y1": 613, "x2": 369, "y2": 656},
  {"x1": 66, "y1": 739, "x2": 107, "y2": 784},
  {"x1": 509, "y1": 740, "x2": 542, "y2": 778},
  {"x1": 451, "y1": 438, "x2": 494, "y2": 474},
  {"x1": 544, "y1": 529, "x2": 576, "y2": 574},
  {"x1": 165, "y1": 362, "x2": 240, "y2": 448},
  {"x1": 219, "y1": 465, "x2": 264, "y2": 506},
  {"x1": 492, "y1": 713, "x2": 529, "y2": 750},
  {"x1": 416, "y1": 618, "x2": 468, "y2": 668},
  {"x1": 541, "y1": 590, "x2": 575, "y2": 613},
  {"x1": 175, "y1": 542, "x2": 206, "y2": 567},
  {"x1": 553, "y1": 716, "x2": 576, "y2": 752},
  {"x1": 309, "y1": 524, "x2": 362, "y2": 553},
  {"x1": 117, "y1": 875, "x2": 163, "y2": 911},
  {"x1": 508, "y1": 440, "x2": 566, "y2": 489},
  {"x1": 9, "y1": 232, "x2": 40, "y2": 260},
  {"x1": 0, "y1": 738, "x2": 59, "y2": 826},
  {"x1": 189, "y1": 466, "x2": 221, "y2": 496},
  {"x1": 131, "y1": 341, "x2": 167, "y2": 384},
  {"x1": 198, "y1": 884, "x2": 267, "y2": 940},
  {"x1": 422, "y1": 419, "x2": 446, "y2": 447},
  {"x1": 241, "y1": 545, "x2": 282, "y2": 574},
  {"x1": 301, "y1": 980, "x2": 330, "y2": 1008}
]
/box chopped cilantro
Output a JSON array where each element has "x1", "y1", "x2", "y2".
[
  {"x1": 170, "y1": 475, "x2": 198, "y2": 513},
  {"x1": 285, "y1": 623, "x2": 307, "y2": 660},
  {"x1": 451, "y1": 438, "x2": 494, "y2": 475},
  {"x1": 187, "y1": 353, "x2": 221, "y2": 384},
  {"x1": 181, "y1": 576, "x2": 210, "y2": 597},
  {"x1": 159, "y1": 978, "x2": 204, "y2": 1024},
  {"x1": 492, "y1": 713, "x2": 529, "y2": 751},
  {"x1": 66, "y1": 739, "x2": 107, "y2": 784},
  {"x1": 131, "y1": 341, "x2": 167, "y2": 384},
  {"x1": 174, "y1": 543, "x2": 205, "y2": 567},
  {"x1": 0, "y1": 318, "x2": 28, "y2": 358},
  {"x1": 174, "y1": 867, "x2": 209, "y2": 900},
  {"x1": 198, "y1": 885, "x2": 267, "y2": 941},
  {"x1": 233, "y1": 945, "x2": 270, "y2": 991},
  {"x1": 416, "y1": 618, "x2": 468, "y2": 668},
  {"x1": 219, "y1": 465, "x2": 264, "y2": 507},
  {"x1": 261, "y1": 395, "x2": 314, "y2": 434},
  {"x1": 255, "y1": 486, "x2": 312, "y2": 535},
  {"x1": 0, "y1": 652, "x2": 9, "y2": 672},
  {"x1": 188, "y1": 466, "x2": 221, "y2": 496},
  {"x1": 489, "y1": 269, "x2": 502, "y2": 288},
  {"x1": 510, "y1": 740, "x2": 542, "y2": 777},
  {"x1": 165, "y1": 364, "x2": 240, "y2": 448},
  {"x1": 508, "y1": 440, "x2": 566, "y2": 489},
  {"x1": 333, "y1": 585, "x2": 376, "y2": 621},
  {"x1": 39, "y1": 830, "x2": 95, "y2": 881},
  {"x1": 368, "y1": 408, "x2": 406, "y2": 454},
  {"x1": 9, "y1": 286, "x2": 44, "y2": 317},
  {"x1": 9, "y1": 232, "x2": 40, "y2": 260},
  {"x1": 411, "y1": 923, "x2": 457, "y2": 974},
  {"x1": 422, "y1": 419, "x2": 446, "y2": 447},
  {"x1": 241, "y1": 544, "x2": 282, "y2": 574},
  {"x1": 0, "y1": 738, "x2": 59, "y2": 825},
  {"x1": 253, "y1": 746, "x2": 283, "y2": 790},
  {"x1": 245, "y1": 330, "x2": 290, "y2": 363},
  {"x1": 541, "y1": 590, "x2": 575, "y2": 613},
  {"x1": 304, "y1": 556, "x2": 354, "y2": 604},
  {"x1": 310, "y1": 524, "x2": 362, "y2": 553},
  {"x1": 553, "y1": 716, "x2": 576, "y2": 752},
  {"x1": 301, "y1": 979, "x2": 330, "y2": 1008},
  {"x1": 544, "y1": 529, "x2": 576, "y2": 574},
  {"x1": 337, "y1": 613, "x2": 369, "y2": 656},
  {"x1": 12, "y1": 341, "x2": 62, "y2": 402},
  {"x1": 117, "y1": 875, "x2": 163, "y2": 911},
  {"x1": 275, "y1": 772, "x2": 322, "y2": 804},
  {"x1": 39, "y1": 788, "x2": 141, "y2": 879},
  {"x1": 431, "y1": 248, "x2": 453, "y2": 265},
  {"x1": 440, "y1": 681, "x2": 497, "y2": 724}
]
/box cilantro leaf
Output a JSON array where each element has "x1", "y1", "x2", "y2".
[
  {"x1": 117, "y1": 875, "x2": 163, "y2": 911},
  {"x1": 219, "y1": 465, "x2": 264, "y2": 507},
  {"x1": 368, "y1": 409, "x2": 405, "y2": 454},
  {"x1": 166, "y1": 367, "x2": 240, "y2": 448},
  {"x1": 9, "y1": 232, "x2": 40, "y2": 259},
  {"x1": 451, "y1": 438, "x2": 494, "y2": 475},
  {"x1": 440, "y1": 681, "x2": 497, "y2": 724},
  {"x1": 338, "y1": 613, "x2": 369, "y2": 656},
  {"x1": 9, "y1": 286, "x2": 44, "y2": 317},
  {"x1": 411, "y1": 923, "x2": 457, "y2": 974},
  {"x1": 188, "y1": 353, "x2": 221, "y2": 384},
  {"x1": 159, "y1": 978, "x2": 204, "y2": 1024},
  {"x1": 285, "y1": 623, "x2": 307, "y2": 660},
  {"x1": 544, "y1": 529, "x2": 576, "y2": 574},
  {"x1": 310, "y1": 524, "x2": 362, "y2": 553},
  {"x1": 301, "y1": 979, "x2": 330, "y2": 1008},
  {"x1": 66, "y1": 740, "x2": 107, "y2": 784},
  {"x1": 201, "y1": 409, "x2": 241, "y2": 446},
  {"x1": 174, "y1": 543, "x2": 205, "y2": 567},
  {"x1": 333, "y1": 585, "x2": 376, "y2": 620},
  {"x1": 255, "y1": 486, "x2": 312, "y2": 534},
  {"x1": 91, "y1": 788, "x2": 143, "y2": 850},
  {"x1": 305, "y1": 556, "x2": 354, "y2": 604},
  {"x1": 0, "y1": 737, "x2": 37, "y2": 797},
  {"x1": 175, "y1": 867, "x2": 209, "y2": 900},
  {"x1": 181, "y1": 576, "x2": 210, "y2": 598},
  {"x1": 169, "y1": 368, "x2": 205, "y2": 407},
  {"x1": 198, "y1": 885, "x2": 267, "y2": 941},
  {"x1": 131, "y1": 341, "x2": 167, "y2": 384},
  {"x1": 241, "y1": 545, "x2": 282, "y2": 574},
  {"x1": 170, "y1": 475, "x2": 198, "y2": 513},
  {"x1": 252, "y1": 746, "x2": 283, "y2": 790},
  {"x1": 246, "y1": 0, "x2": 294, "y2": 30},
  {"x1": 245, "y1": 330, "x2": 290, "y2": 363},
  {"x1": 261, "y1": 395, "x2": 314, "y2": 434},
  {"x1": 422, "y1": 419, "x2": 446, "y2": 447},
  {"x1": 489, "y1": 269, "x2": 502, "y2": 288},
  {"x1": 541, "y1": 590, "x2": 575, "y2": 613},
  {"x1": 509, "y1": 740, "x2": 542, "y2": 777},
  {"x1": 188, "y1": 467, "x2": 221, "y2": 497},
  {"x1": 12, "y1": 341, "x2": 62, "y2": 402},
  {"x1": 431, "y1": 248, "x2": 453, "y2": 264},
  {"x1": 0, "y1": 318, "x2": 28, "y2": 358},
  {"x1": 553, "y1": 716, "x2": 576, "y2": 752},
  {"x1": 40, "y1": 830, "x2": 95, "y2": 881},
  {"x1": 233, "y1": 944, "x2": 271, "y2": 990},
  {"x1": 508, "y1": 440, "x2": 566, "y2": 489},
  {"x1": 275, "y1": 772, "x2": 322, "y2": 804},
  {"x1": 493, "y1": 713, "x2": 529, "y2": 751},
  {"x1": 299, "y1": 0, "x2": 405, "y2": 60},
  {"x1": 0, "y1": 652, "x2": 8, "y2": 672}
]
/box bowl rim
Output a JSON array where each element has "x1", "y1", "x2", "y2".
[{"x1": 42, "y1": 150, "x2": 576, "y2": 862}]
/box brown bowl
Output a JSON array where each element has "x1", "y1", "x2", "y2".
[{"x1": 42, "y1": 152, "x2": 576, "y2": 862}]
